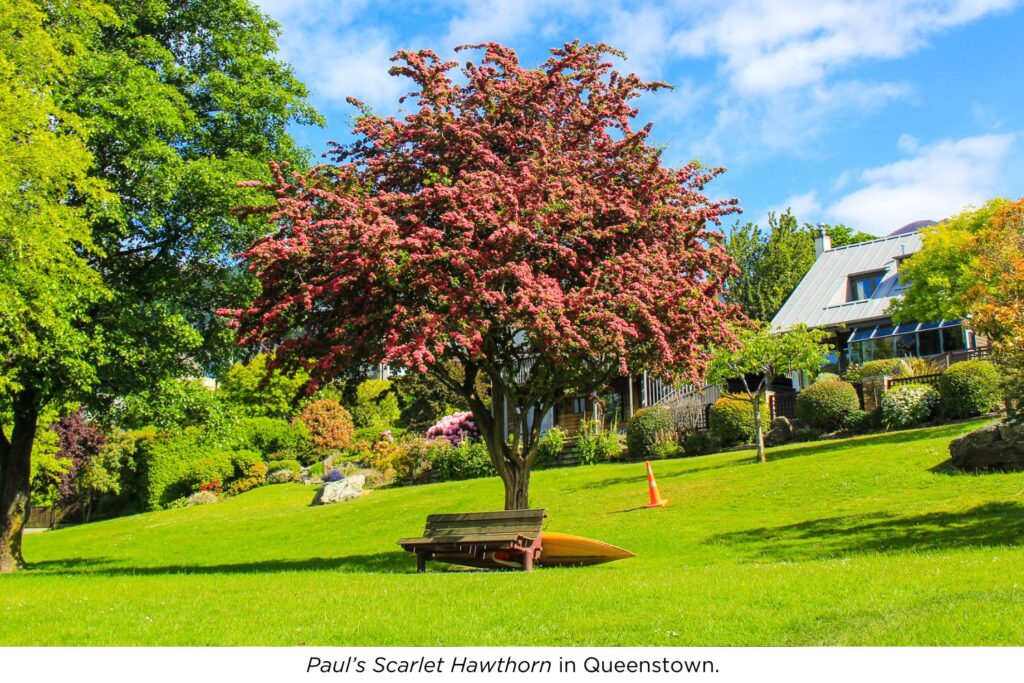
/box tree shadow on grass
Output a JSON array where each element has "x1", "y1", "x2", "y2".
[
  {"x1": 765, "y1": 422, "x2": 974, "y2": 464},
  {"x1": 706, "y1": 501, "x2": 1024, "y2": 562},
  {"x1": 26, "y1": 551, "x2": 419, "y2": 576},
  {"x1": 575, "y1": 423, "x2": 977, "y2": 493}
]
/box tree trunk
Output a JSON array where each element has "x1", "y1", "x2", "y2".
[
  {"x1": 500, "y1": 461, "x2": 531, "y2": 510},
  {"x1": 0, "y1": 389, "x2": 40, "y2": 573},
  {"x1": 753, "y1": 393, "x2": 767, "y2": 464}
]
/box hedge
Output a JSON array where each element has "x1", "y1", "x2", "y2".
[
  {"x1": 881, "y1": 383, "x2": 940, "y2": 428},
  {"x1": 709, "y1": 395, "x2": 768, "y2": 446},
  {"x1": 939, "y1": 360, "x2": 1002, "y2": 419},
  {"x1": 795, "y1": 380, "x2": 860, "y2": 431},
  {"x1": 223, "y1": 417, "x2": 313, "y2": 461},
  {"x1": 626, "y1": 406, "x2": 673, "y2": 460}
]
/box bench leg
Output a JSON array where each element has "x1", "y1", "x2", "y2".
[
  {"x1": 522, "y1": 548, "x2": 534, "y2": 572},
  {"x1": 416, "y1": 551, "x2": 432, "y2": 573}
]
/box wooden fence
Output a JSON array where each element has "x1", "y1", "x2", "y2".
[
  {"x1": 887, "y1": 372, "x2": 944, "y2": 391},
  {"x1": 26, "y1": 506, "x2": 64, "y2": 529}
]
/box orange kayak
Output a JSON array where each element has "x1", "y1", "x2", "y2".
[{"x1": 536, "y1": 531, "x2": 636, "y2": 567}]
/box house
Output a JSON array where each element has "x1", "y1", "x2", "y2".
[{"x1": 770, "y1": 221, "x2": 986, "y2": 381}]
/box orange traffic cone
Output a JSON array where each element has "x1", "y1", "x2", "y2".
[{"x1": 644, "y1": 460, "x2": 668, "y2": 508}]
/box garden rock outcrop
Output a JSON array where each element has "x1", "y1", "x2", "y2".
[
  {"x1": 313, "y1": 474, "x2": 366, "y2": 505},
  {"x1": 949, "y1": 422, "x2": 1024, "y2": 471}
]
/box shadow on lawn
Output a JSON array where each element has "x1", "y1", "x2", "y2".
[
  {"x1": 707, "y1": 501, "x2": 1024, "y2": 562},
  {"x1": 28, "y1": 551, "x2": 416, "y2": 576},
  {"x1": 576, "y1": 422, "x2": 977, "y2": 493}
]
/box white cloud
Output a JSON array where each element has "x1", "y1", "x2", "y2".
[
  {"x1": 670, "y1": 0, "x2": 1016, "y2": 96},
  {"x1": 443, "y1": 0, "x2": 592, "y2": 47},
  {"x1": 254, "y1": 0, "x2": 405, "y2": 111},
  {"x1": 825, "y1": 133, "x2": 1017, "y2": 233},
  {"x1": 755, "y1": 190, "x2": 822, "y2": 226}
]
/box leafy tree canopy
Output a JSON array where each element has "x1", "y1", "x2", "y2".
[
  {"x1": 1, "y1": 0, "x2": 320, "y2": 572},
  {"x1": 725, "y1": 210, "x2": 874, "y2": 322},
  {"x1": 232, "y1": 42, "x2": 742, "y2": 509}
]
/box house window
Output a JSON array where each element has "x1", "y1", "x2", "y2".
[
  {"x1": 571, "y1": 396, "x2": 587, "y2": 414},
  {"x1": 849, "y1": 271, "x2": 885, "y2": 301}
]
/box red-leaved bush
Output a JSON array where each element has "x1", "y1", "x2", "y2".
[
  {"x1": 298, "y1": 398, "x2": 355, "y2": 451},
  {"x1": 230, "y1": 42, "x2": 741, "y2": 509}
]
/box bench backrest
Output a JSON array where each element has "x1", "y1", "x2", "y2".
[{"x1": 423, "y1": 509, "x2": 545, "y2": 540}]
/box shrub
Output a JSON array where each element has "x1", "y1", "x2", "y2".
[
  {"x1": 814, "y1": 372, "x2": 840, "y2": 384},
  {"x1": 370, "y1": 437, "x2": 437, "y2": 483},
  {"x1": 180, "y1": 451, "x2": 234, "y2": 494},
  {"x1": 267, "y1": 459, "x2": 302, "y2": 476},
  {"x1": 881, "y1": 383, "x2": 940, "y2": 428},
  {"x1": 576, "y1": 419, "x2": 621, "y2": 465},
  {"x1": 860, "y1": 357, "x2": 935, "y2": 379},
  {"x1": 939, "y1": 360, "x2": 1002, "y2": 419},
  {"x1": 351, "y1": 379, "x2": 400, "y2": 428},
  {"x1": 795, "y1": 380, "x2": 860, "y2": 431},
  {"x1": 536, "y1": 427, "x2": 566, "y2": 464},
  {"x1": 297, "y1": 398, "x2": 355, "y2": 451},
  {"x1": 306, "y1": 461, "x2": 325, "y2": 479},
  {"x1": 425, "y1": 411, "x2": 479, "y2": 446},
  {"x1": 223, "y1": 417, "x2": 314, "y2": 462},
  {"x1": 626, "y1": 406, "x2": 673, "y2": 460},
  {"x1": 186, "y1": 491, "x2": 219, "y2": 506},
  {"x1": 842, "y1": 409, "x2": 872, "y2": 434},
  {"x1": 225, "y1": 459, "x2": 268, "y2": 497},
  {"x1": 430, "y1": 439, "x2": 495, "y2": 481},
  {"x1": 267, "y1": 470, "x2": 294, "y2": 484},
  {"x1": 140, "y1": 428, "x2": 227, "y2": 509},
  {"x1": 683, "y1": 431, "x2": 719, "y2": 457},
  {"x1": 842, "y1": 363, "x2": 863, "y2": 383},
  {"x1": 709, "y1": 395, "x2": 768, "y2": 446}
]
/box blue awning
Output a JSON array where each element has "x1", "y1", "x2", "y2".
[{"x1": 850, "y1": 326, "x2": 875, "y2": 342}]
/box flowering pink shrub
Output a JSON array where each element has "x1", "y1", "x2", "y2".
[{"x1": 425, "y1": 412, "x2": 479, "y2": 446}]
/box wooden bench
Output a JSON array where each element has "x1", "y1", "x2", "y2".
[{"x1": 398, "y1": 509, "x2": 545, "y2": 572}]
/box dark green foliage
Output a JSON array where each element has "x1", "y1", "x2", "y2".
[
  {"x1": 683, "y1": 431, "x2": 720, "y2": 457},
  {"x1": 709, "y1": 395, "x2": 769, "y2": 446},
  {"x1": 428, "y1": 440, "x2": 495, "y2": 481},
  {"x1": 796, "y1": 380, "x2": 860, "y2": 431},
  {"x1": 842, "y1": 409, "x2": 872, "y2": 434},
  {"x1": 725, "y1": 211, "x2": 875, "y2": 322},
  {"x1": 392, "y1": 361, "x2": 486, "y2": 431},
  {"x1": 223, "y1": 417, "x2": 313, "y2": 462},
  {"x1": 626, "y1": 406, "x2": 673, "y2": 459},
  {"x1": 536, "y1": 427, "x2": 566, "y2": 464},
  {"x1": 940, "y1": 360, "x2": 1002, "y2": 418},
  {"x1": 351, "y1": 380, "x2": 400, "y2": 428}
]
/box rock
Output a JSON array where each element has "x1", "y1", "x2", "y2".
[
  {"x1": 313, "y1": 474, "x2": 366, "y2": 505},
  {"x1": 186, "y1": 491, "x2": 219, "y2": 506},
  {"x1": 950, "y1": 422, "x2": 1024, "y2": 471},
  {"x1": 267, "y1": 470, "x2": 294, "y2": 484},
  {"x1": 766, "y1": 416, "x2": 793, "y2": 446}
]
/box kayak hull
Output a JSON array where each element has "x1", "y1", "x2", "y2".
[{"x1": 536, "y1": 531, "x2": 636, "y2": 567}]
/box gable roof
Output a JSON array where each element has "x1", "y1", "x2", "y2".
[{"x1": 770, "y1": 231, "x2": 922, "y2": 331}]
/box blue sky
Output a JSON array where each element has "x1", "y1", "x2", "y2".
[{"x1": 255, "y1": 0, "x2": 1024, "y2": 235}]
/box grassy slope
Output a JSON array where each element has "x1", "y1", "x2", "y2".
[{"x1": 4, "y1": 419, "x2": 1024, "y2": 646}]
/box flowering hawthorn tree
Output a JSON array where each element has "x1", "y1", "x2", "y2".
[{"x1": 232, "y1": 42, "x2": 741, "y2": 509}]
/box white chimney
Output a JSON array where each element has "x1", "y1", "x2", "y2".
[{"x1": 813, "y1": 227, "x2": 832, "y2": 259}]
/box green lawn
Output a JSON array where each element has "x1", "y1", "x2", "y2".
[{"x1": 4, "y1": 419, "x2": 1024, "y2": 646}]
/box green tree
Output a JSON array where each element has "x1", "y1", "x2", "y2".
[
  {"x1": 888, "y1": 199, "x2": 1007, "y2": 324},
  {"x1": 0, "y1": 0, "x2": 320, "y2": 572},
  {"x1": 708, "y1": 324, "x2": 833, "y2": 463},
  {"x1": 219, "y1": 354, "x2": 309, "y2": 419},
  {"x1": 725, "y1": 211, "x2": 874, "y2": 322}
]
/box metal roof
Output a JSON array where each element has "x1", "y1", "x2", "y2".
[{"x1": 770, "y1": 231, "x2": 922, "y2": 331}]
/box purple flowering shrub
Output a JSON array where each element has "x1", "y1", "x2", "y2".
[{"x1": 425, "y1": 412, "x2": 479, "y2": 446}]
